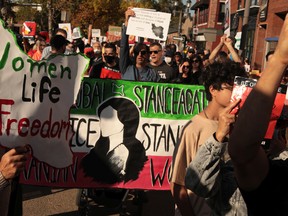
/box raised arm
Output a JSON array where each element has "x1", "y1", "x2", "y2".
[
  {"x1": 208, "y1": 35, "x2": 225, "y2": 63},
  {"x1": 224, "y1": 37, "x2": 241, "y2": 63},
  {"x1": 228, "y1": 14, "x2": 288, "y2": 191},
  {"x1": 119, "y1": 8, "x2": 134, "y2": 75}
]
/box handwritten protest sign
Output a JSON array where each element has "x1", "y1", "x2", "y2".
[
  {"x1": 127, "y1": 8, "x2": 171, "y2": 41},
  {"x1": 20, "y1": 78, "x2": 207, "y2": 190},
  {"x1": 0, "y1": 19, "x2": 89, "y2": 168}
]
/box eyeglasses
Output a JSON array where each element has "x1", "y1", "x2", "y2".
[
  {"x1": 191, "y1": 60, "x2": 199, "y2": 63},
  {"x1": 149, "y1": 50, "x2": 162, "y2": 54},
  {"x1": 183, "y1": 65, "x2": 190, "y2": 69},
  {"x1": 135, "y1": 50, "x2": 147, "y2": 56},
  {"x1": 221, "y1": 85, "x2": 233, "y2": 91}
]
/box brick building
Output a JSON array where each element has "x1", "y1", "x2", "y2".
[
  {"x1": 191, "y1": 0, "x2": 288, "y2": 71},
  {"x1": 191, "y1": 0, "x2": 226, "y2": 51},
  {"x1": 252, "y1": 0, "x2": 288, "y2": 71}
]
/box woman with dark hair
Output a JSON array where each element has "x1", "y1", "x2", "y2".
[
  {"x1": 81, "y1": 97, "x2": 147, "y2": 184},
  {"x1": 171, "y1": 58, "x2": 194, "y2": 84},
  {"x1": 191, "y1": 54, "x2": 204, "y2": 84}
]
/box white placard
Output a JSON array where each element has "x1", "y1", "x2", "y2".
[
  {"x1": 127, "y1": 9, "x2": 171, "y2": 41},
  {"x1": 92, "y1": 29, "x2": 101, "y2": 38},
  {"x1": 58, "y1": 23, "x2": 72, "y2": 41}
]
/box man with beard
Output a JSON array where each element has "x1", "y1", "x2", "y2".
[{"x1": 89, "y1": 42, "x2": 121, "y2": 79}]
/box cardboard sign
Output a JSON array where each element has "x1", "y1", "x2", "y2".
[
  {"x1": 92, "y1": 29, "x2": 101, "y2": 38},
  {"x1": 58, "y1": 23, "x2": 72, "y2": 41},
  {"x1": 107, "y1": 25, "x2": 122, "y2": 42},
  {"x1": 0, "y1": 19, "x2": 90, "y2": 168},
  {"x1": 127, "y1": 8, "x2": 171, "y2": 41},
  {"x1": 22, "y1": 21, "x2": 37, "y2": 37}
]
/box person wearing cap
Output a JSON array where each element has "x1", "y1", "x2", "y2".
[
  {"x1": 187, "y1": 47, "x2": 195, "y2": 60},
  {"x1": 120, "y1": 8, "x2": 160, "y2": 82}
]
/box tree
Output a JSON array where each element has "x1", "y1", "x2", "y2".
[{"x1": 69, "y1": 0, "x2": 157, "y2": 37}]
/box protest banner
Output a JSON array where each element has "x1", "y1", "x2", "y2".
[
  {"x1": 127, "y1": 8, "x2": 171, "y2": 41},
  {"x1": 0, "y1": 19, "x2": 89, "y2": 169},
  {"x1": 0, "y1": 18, "x2": 208, "y2": 190},
  {"x1": 21, "y1": 78, "x2": 207, "y2": 190}
]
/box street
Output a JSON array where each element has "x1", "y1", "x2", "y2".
[{"x1": 22, "y1": 184, "x2": 175, "y2": 216}]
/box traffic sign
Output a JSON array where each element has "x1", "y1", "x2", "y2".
[{"x1": 173, "y1": 36, "x2": 183, "y2": 41}]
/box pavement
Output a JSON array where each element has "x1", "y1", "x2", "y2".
[{"x1": 22, "y1": 185, "x2": 175, "y2": 216}]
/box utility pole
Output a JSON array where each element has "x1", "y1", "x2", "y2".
[{"x1": 243, "y1": 0, "x2": 250, "y2": 26}]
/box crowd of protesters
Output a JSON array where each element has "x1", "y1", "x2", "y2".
[{"x1": 1, "y1": 5, "x2": 288, "y2": 216}]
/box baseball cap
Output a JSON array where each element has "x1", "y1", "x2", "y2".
[{"x1": 174, "y1": 51, "x2": 182, "y2": 57}]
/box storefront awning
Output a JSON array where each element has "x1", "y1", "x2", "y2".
[
  {"x1": 265, "y1": 37, "x2": 279, "y2": 42},
  {"x1": 191, "y1": 0, "x2": 209, "y2": 10}
]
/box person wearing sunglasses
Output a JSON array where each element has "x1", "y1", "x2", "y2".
[
  {"x1": 191, "y1": 55, "x2": 204, "y2": 85},
  {"x1": 148, "y1": 42, "x2": 176, "y2": 82},
  {"x1": 119, "y1": 8, "x2": 160, "y2": 82},
  {"x1": 171, "y1": 58, "x2": 193, "y2": 84}
]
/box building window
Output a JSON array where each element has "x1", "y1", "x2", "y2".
[
  {"x1": 218, "y1": 3, "x2": 225, "y2": 23},
  {"x1": 250, "y1": 0, "x2": 259, "y2": 6},
  {"x1": 244, "y1": 29, "x2": 255, "y2": 60},
  {"x1": 242, "y1": 0, "x2": 260, "y2": 6},
  {"x1": 199, "y1": 8, "x2": 208, "y2": 24},
  {"x1": 238, "y1": 0, "x2": 242, "y2": 9}
]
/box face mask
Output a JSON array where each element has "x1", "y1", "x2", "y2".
[
  {"x1": 104, "y1": 55, "x2": 115, "y2": 64},
  {"x1": 94, "y1": 49, "x2": 101, "y2": 54},
  {"x1": 165, "y1": 57, "x2": 172, "y2": 64}
]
